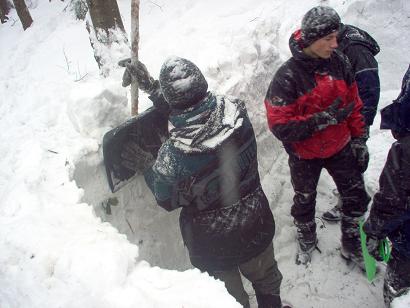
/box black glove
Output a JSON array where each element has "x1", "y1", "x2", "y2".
[
  {"x1": 351, "y1": 138, "x2": 369, "y2": 173},
  {"x1": 120, "y1": 140, "x2": 154, "y2": 172},
  {"x1": 313, "y1": 97, "x2": 355, "y2": 131},
  {"x1": 366, "y1": 236, "x2": 383, "y2": 261},
  {"x1": 118, "y1": 58, "x2": 158, "y2": 94}
]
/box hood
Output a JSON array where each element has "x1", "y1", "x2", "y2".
[
  {"x1": 168, "y1": 93, "x2": 244, "y2": 153},
  {"x1": 159, "y1": 56, "x2": 208, "y2": 110},
  {"x1": 338, "y1": 24, "x2": 380, "y2": 56}
]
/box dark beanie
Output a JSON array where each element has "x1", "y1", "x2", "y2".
[
  {"x1": 159, "y1": 57, "x2": 208, "y2": 110},
  {"x1": 301, "y1": 6, "x2": 341, "y2": 47}
]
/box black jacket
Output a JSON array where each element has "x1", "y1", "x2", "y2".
[
  {"x1": 145, "y1": 93, "x2": 275, "y2": 271},
  {"x1": 364, "y1": 135, "x2": 410, "y2": 258},
  {"x1": 338, "y1": 24, "x2": 380, "y2": 127}
]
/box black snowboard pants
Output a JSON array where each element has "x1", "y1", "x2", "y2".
[
  {"x1": 384, "y1": 249, "x2": 410, "y2": 307},
  {"x1": 288, "y1": 142, "x2": 370, "y2": 224}
]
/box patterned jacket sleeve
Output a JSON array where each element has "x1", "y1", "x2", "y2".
[
  {"x1": 344, "y1": 45, "x2": 380, "y2": 126},
  {"x1": 144, "y1": 144, "x2": 180, "y2": 212},
  {"x1": 364, "y1": 142, "x2": 410, "y2": 238},
  {"x1": 264, "y1": 66, "x2": 320, "y2": 142}
]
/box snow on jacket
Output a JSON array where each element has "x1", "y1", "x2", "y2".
[
  {"x1": 338, "y1": 24, "x2": 380, "y2": 127},
  {"x1": 364, "y1": 135, "x2": 410, "y2": 258},
  {"x1": 144, "y1": 92, "x2": 275, "y2": 271},
  {"x1": 264, "y1": 30, "x2": 365, "y2": 159}
]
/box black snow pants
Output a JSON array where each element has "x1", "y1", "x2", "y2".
[
  {"x1": 384, "y1": 249, "x2": 410, "y2": 307},
  {"x1": 288, "y1": 142, "x2": 370, "y2": 223}
]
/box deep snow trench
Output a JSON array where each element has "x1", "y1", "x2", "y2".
[{"x1": 73, "y1": 155, "x2": 192, "y2": 270}]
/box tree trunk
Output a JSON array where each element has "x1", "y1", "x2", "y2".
[
  {"x1": 86, "y1": 0, "x2": 128, "y2": 76},
  {"x1": 13, "y1": 0, "x2": 33, "y2": 30},
  {"x1": 0, "y1": 0, "x2": 10, "y2": 23},
  {"x1": 130, "y1": 0, "x2": 139, "y2": 115},
  {"x1": 86, "y1": 0, "x2": 124, "y2": 34}
]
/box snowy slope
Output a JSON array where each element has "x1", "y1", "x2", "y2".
[{"x1": 0, "y1": 0, "x2": 409, "y2": 307}]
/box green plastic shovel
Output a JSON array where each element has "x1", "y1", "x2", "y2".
[
  {"x1": 359, "y1": 220, "x2": 377, "y2": 282},
  {"x1": 359, "y1": 221, "x2": 392, "y2": 282}
]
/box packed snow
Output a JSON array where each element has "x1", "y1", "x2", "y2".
[{"x1": 0, "y1": 0, "x2": 409, "y2": 307}]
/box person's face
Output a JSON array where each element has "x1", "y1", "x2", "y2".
[{"x1": 304, "y1": 32, "x2": 339, "y2": 59}]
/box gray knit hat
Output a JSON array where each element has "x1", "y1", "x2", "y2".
[
  {"x1": 301, "y1": 6, "x2": 341, "y2": 47},
  {"x1": 159, "y1": 57, "x2": 208, "y2": 110}
]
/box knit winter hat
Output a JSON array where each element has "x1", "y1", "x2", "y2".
[
  {"x1": 301, "y1": 6, "x2": 341, "y2": 47},
  {"x1": 159, "y1": 57, "x2": 208, "y2": 110}
]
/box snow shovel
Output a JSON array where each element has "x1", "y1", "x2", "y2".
[
  {"x1": 359, "y1": 221, "x2": 391, "y2": 282},
  {"x1": 102, "y1": 106, "x2": 168, "y2": 193},
  {"x1": 359, "y1": 220, "x2": 377, "y2": 282}
]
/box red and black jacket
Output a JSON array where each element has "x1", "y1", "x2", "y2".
[{"x1": 264, "y1": 30, "x2": 365, "y2": 159}]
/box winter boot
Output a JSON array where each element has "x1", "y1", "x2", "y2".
[
  {"x1": 383, "y1": 252, "x2": 410, "y2": 306},
  {"x1": 255, "y1": 294, "x2": 293, "y2": 308},
  {"x1": 340, "y1": 214, "x2": 365, "y2": 270},
  {"x1": 255, "y1": 293, "x2": 282, "y2": 308},
  {"x1": 295, "y1": 220, "x2": 318, "y2": 265},
  {"x1": 322, "y1": 189, "x2": 342, "y2": 222}
]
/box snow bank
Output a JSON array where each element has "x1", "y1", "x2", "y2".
[{"x1": 392, "y1": 291, "x2": 410, "y2": 308}]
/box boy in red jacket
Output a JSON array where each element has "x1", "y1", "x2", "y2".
[{"x1": 264, "y1": 6, "x2": 370, "y2": 266}]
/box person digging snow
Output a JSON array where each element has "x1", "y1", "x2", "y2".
[
  {"x1": 364, "y1": 65, "x2": 410, "y2": 307},
  {"x1": 120, "y1": 57, "x2": 290, "y2": 308},
  {"x1": 264, "y1": 6, "x2": 370, "y2": 267},
  {"x1": 322, "y1": 14, "x2": 381, "y2": 222}
]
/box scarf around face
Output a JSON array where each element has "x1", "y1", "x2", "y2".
[{"x1": 168, "y1": 92, "x2": 244, "y2": 153}]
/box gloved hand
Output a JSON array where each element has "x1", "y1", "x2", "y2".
[
  {"x1": 313, "y1": 97, "x2": 355, "y2": 131},
  {"x1": 118, "y1": 58, "x2": 158, "y2": 94},
  {"x1": 351, "y1": 138, "x2": 369, "y2": 173},
  {"x1": 366, "y1": 236, "x2": 383, "y2": 261},
  {"x1": 118, "y1": 58, "x2": 170, "y2": 116},
  {"x1": 120, "y1": 140, "x2": 154, "y2": 172}
]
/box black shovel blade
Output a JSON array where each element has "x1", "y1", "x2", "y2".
[{"x1": 102, "y1": 107, "x2": 168, "y2": 192}]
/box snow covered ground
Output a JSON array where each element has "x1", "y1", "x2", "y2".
[{"x1": 0, "y1": 0, "x2": 409, "y2": 307}]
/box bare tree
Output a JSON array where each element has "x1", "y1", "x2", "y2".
[
  {"x1": 85, "y1": 0, "x2": 128, "y2": 76},
  {"x1": 0, "y1": 0, "x2": 10, "y2": 23},
  {"x1": 12, "y1": 0, "x2": 33, "y2": 30},
  {"x1": 86, "y1": 0, "x2": 124, "y2": 33},
  {"x1": 130, "y1": 0, "x2": 139, "y2": 115}
]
